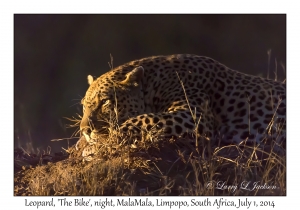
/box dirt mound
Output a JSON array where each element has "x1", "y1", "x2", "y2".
[{"x1": 14, "y1": 135, "x2": 285, "y2": 196}]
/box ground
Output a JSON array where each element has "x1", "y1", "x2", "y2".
[{"x1": 14, "y1": 134, "x2": 286, "y2": 196}]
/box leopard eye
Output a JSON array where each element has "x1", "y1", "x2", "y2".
[{"x1": 101, "y1": 99, "x2": 110, "y2": 106}]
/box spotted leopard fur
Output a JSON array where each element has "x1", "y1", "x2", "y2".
[{"x1": 79, "y1": 54, "x2": 286, "y2": 156}]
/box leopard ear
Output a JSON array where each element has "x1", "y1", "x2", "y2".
[
  {"x1": 87, "y1": 75, "x2": 94, "y2": 85},
  {"x1": 120, "y1": 66, "x2": 144, "y2": 86}
]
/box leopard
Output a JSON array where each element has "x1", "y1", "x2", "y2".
[{"x1": 78, "y1": 54, "x2": 286, "y2": 157}]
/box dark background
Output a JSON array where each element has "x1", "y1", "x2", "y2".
[{"x1": 14, "y1": 14, "x2": 286, "y2": 153}]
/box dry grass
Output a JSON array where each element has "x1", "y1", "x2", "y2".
[{"x1": 14, "y1": 114, "x2": 286, "y2": 196}]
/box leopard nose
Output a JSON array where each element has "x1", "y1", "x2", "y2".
[{"x1": 80, "y1": 116, "x2": 92, "y2": 134}]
